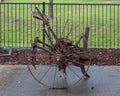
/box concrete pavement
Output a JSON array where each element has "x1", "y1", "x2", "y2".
[{"x1": 0, "y1": 65, "x2": 120, "y2": 96}]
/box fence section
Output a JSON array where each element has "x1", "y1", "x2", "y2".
[
  {"x1": 0, "y1": 3, "x2": 43, "y2": 48},
  {"x1": 0, "y1": 3, "x2": 120, "y2": 48}
]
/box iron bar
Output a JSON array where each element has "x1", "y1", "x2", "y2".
[
  {"x1": 43, "y1": 2, "x2": 46, "y2": 47},
  {"x1": 0, "y1": 4, "x2": 1, "y2": 46},
  {"x1": 0, "y1": 48, "x2": 12, "y2": 56}
]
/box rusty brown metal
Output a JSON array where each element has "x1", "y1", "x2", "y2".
[{"x1": 29, "y1": 7, "x2": 97, "y2": 88}]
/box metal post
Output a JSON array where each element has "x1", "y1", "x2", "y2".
[
  {"x1": 83, "y1": 27, "x2": 89, "y2": 50},
  {"x1": 49, "y1": 0, "x2": 53, "y2": 19},
  {"x1": 43, "y1": 2, "x2": 45, "y2": 47},
  {"x1": 0, "y1": 2, "x2": 1, "y2": 47}
]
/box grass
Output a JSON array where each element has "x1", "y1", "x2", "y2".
[{"x1": 0, "y1": 0, "x2": 120, "y2": 48}]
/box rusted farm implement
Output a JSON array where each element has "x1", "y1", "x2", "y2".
[{"x1": 28, "y1": 7, "x2": 97, "y2": 89}]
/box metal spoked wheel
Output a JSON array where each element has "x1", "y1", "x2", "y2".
[
  {"x1": 27, "y1": 47, "x2": 91, "y2": 89},
  {"x1": 27, "y1": 7, "x2": 93, "y2": 89}
]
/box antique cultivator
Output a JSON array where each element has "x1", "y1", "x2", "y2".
[{"x1": 28, "y1": 7, "x2": 97, "y2": 89}]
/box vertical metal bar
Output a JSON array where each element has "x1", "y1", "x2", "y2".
[
  {"x1": 83, "y1": 5, "x2": 84, "y2": 34},
  {"x1": 75, "y1": 5, "x2": 77, "y2": 42},
  {"x1": 90, "y1": 5, "x2": 92, "y2": 47},
  {"x1": 35, "y1": 4, "x2": 38, "y2": 37},
  {"x1": 51, "y1": 4, "x2": 54, "y2": 34},
  {"x1": 27, "y1": 4, "x2": 28, "y2": 47},
  {"x1": 14, "y1": 4, "x2": 17, "y2": 46},
  {"x1": 86, "y1": 5, "x2": 89, "y2": 47},
  {"x1": 63, "y1": 4, "x2": 65, "y2": 37},
  {"x1": 83, "y1": 27, "x2": 89, "y2": 50},
  {"x1": 106, "y1": 5, "x2": 108, "y2": 48},
  {"x1": 118, "y1": 5, "x2": 119, "y2": 48},
  {"x1": 34, "y1": 4, "x2": 36, "y2": 38},
  {"x1": 11, "y1": 4, "x2": 13, "y2": 47},
  {"x1": 30, "y1": 4, "x2": 32, "y2": 46},
  {"x1": 55, "y1": 4, "x2": 58, "y2": 38},
  {"x1": 38, "y1": 4, "x2": 41, "y2": 44},
  {"x1": 96, "y1": 5, "x2": 97, "y2": 48},
  {"x1": 23, "y1": 4, "x2": 25, "y2": 47},
  {"x1": 7, "y1": 4, "x2": 9, "y2": 47},
  {"x1": 79, "y1": 4, "x2": 80, "y2": 46},
  {"x1": 102, "y1": 5, "x2": 104, "y2": 48},
  {"x1": 67, "y1": 4, "x2": 69, "y2": 37},
  {"x1": 110, "y1": 6, "x2": 112, "y2": 48},
  {"x1": 0, "y1": 4, "x2": 1, "y2": 47},
  {"x1": 4, "y1": 4, "x2": 5, "y2": 46},
  {"x1": 98, "y1": 5, "x2": 100, "y2": 47},
  {"x1": 43, "y1": 2, "x2": 45, "y2": 47},
  {"x1": 114, "y1": 5, "x2": 115, "y2": 48},
  {"x1": 19, "y1": 4, "x2": 21, "y2": 47},
  {"x1": 87, "y1": 4, "x2": 88, "y2": 26},
  {"x1": 71, "y1": 4, "x2": 73, "y2": 40},
  {"x1": 94, "y1": 5, "x2": 96, "y2": 48},
  {"x1": 60, "y1": 4, "x2": 62, "y2": 37},
  {"x1": 38, "y1": 4, "x2": 40, "y2": 39}
]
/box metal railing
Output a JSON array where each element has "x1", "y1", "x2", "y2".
[{"x1": 0, "y1": 2, "x2": 120, "y2": 48}]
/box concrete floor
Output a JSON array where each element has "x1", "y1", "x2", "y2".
[{"x1": 0, "y1": 65, "x2": 120, "y2": 96}]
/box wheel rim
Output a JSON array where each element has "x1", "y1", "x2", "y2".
[{"x1": 27, "y1": 49, "x2": 91, "y2": 89}]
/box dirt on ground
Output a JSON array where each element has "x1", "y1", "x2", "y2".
[{"x1": 0, "y1": 48, "x2": 120, "y2": 66}]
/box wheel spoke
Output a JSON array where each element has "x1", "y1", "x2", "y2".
[
  {"x1": 67, "y1": 66, "x2": 82, "y2": 79},
  {"x1": 27, "y1": 64, "x2": 51, "y2": 87},
  {"x1": 52, "y1": 64, "x2": 57, "y2": 88},
  {"x1": 40, "y1": 65, "x2": 52, "y2": 81},
  {"x1": 67, "y1": 66, "x2": 84, "y2": 86}
]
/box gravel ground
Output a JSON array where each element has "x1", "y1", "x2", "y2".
[{"x1": 0, "y1": 48, "x2": 120, "y2": 65}]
